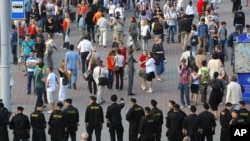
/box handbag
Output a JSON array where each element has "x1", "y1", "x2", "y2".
[
  {"x1": 143, "y1": 30, "x2": 151, "y2": 40},
  {"x1": 62, "y1": 75, "x2": 69, "y2": 85},
  {"x1": 83, "y1": 70, "x2": 91, "y2": 81},
  {"x1": 98, "y1": 68, "x2": 108, "y2": 86}
]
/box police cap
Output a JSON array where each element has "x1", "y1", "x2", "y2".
[
  {"x1": 225, "y1": 102, "x2": 232, "y2": 107},
  {"x1": 151, "y1": 99, "x2": 157, "y2": 107},
  {"x1": 111, "y1": 94, "x2": 117, "y2": 102},
  {"x1": 17, "y1": 106, "x2": 24, "y2": 111},
  {"x1": 203, "y1": 103, "x2": 210, "y2": 110},
  {"x1": 64, "y1": 98, "x2": 72, "y2": 104},
  {"x1": 239, "y1": 101, "x2": 245, "y2": 106},
  {"x1": 130, "y1": 98, "x2": 136, "y2": 103},
  {"x1": 57, "y1": 102, "x2": 63, "y2": 108},
  {"x1": 90, "y1": 96, "x2": 97, "y2": 101}
]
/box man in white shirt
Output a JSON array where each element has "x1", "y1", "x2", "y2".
[
  {"x1": 226, "y1": 75, "x2": 242, "y2": 110},
  {"x1": 46, "y1": 67, "x2": 57, "y2": 114},
  {"x1": 77, "y1": 35, "x2": 93, "y2": 74},
  {"x1": 97, "y1": 13, "x2": 108, "y2": 48},
  {"x1": 46, "y1": 0, "x2": 56, "y2": 21},
  {"x1": 180, "y1": 45, "x2": 192, "y2": 65}
]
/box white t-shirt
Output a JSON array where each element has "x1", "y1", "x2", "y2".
[
  {"x1": 115, "y1": 55, "x2": 124, "y2": 67},
  {"x1": 191, "y1": 73, "x2": 200, "y2": 84},
  {"x1": 108, "y1": 4, "x2": 116, "y2": 15},
  {"x1": 46, "y1": 72, "x2": 57, "y2": 92},
  {"x1": 114, "y1": 7, "x2": 124, "y2": 18},
  {"x1": 185, "y1": 4, "x2": 196, "y2": 15},
  {"x1": 145, "y1": 58, "x2": 156, "y2": 73},
  {"x1": 77, "y1": 40, "x2": 93, "y2": 53}
]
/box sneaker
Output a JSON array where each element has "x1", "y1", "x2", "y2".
[
  {"x1": 180, "y1": 105, "x2": 184, "y2": 109},
  {"x1": 47, "y1": 110, "x2": 52, "y2": 114},
  {"x1": 141, "y1": 85, "x2": 146, "y2": 90},
  {"x1": 188, "y1": 105, "x2": 191, "y2": 108},
  {"x1": 59, "y1": 33, "x2": 63, "y2": 36},
  {"x1": 147, "y1": 88, "x2": 153, "y2": 93}
]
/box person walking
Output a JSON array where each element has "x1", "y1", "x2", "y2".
[
  {"x1": 58, "y1": 60, "x2": 68, "y2": 102},
  {"x1": 63, "y1": 98, "x2": 79, "y2": 141},
  {"x1": 197, "y1": 18, "x2": 208, "y2": 53},
  {"x1": 150, "y1": 99, "x2": 163, "y2": 141},
  {"x1": 126, "y1": 98, "x2": 144, "y2": 141},
  {"x1": 85, "y1": 96, "x2": 104, "y2": 141},
  {"x1": 127, "y1": 49, "x2": 137, "y2": 96},
  {"x1": 106, "y1": 94, "x2": 125, "y2": 141},
  {"x1": 93, "y1": 61, "x2": 108, "y2": 104},
  {"x1": 97, "y1": 13, "x2": 108, "y2": 48},
  {"x1": 129, "y1": 17, "x2": 140, "y2": 50},
  {"x1": 11, "y1": 24, "x2": 18, "y2": 64},
  {"x1": 46, "y1": 67, "x2": 57, "y2": 114},
  {"x1": 86, "y1": 7, "x2": 96, "y2": 42},
  {"x1": 140, "y1": 20, "x2": 150, "y2": 50},
  {"x1": 30, "y1": 104, "x2": 47, "y2": 141},
  {"x1": 233, "y1": 5, "x2": 245, "y2": 34},
  {"x1": 190, "y1": 66, "x2": 200, "y2": 105},
  {"x1": 198, "y1": 60, "x2": 210, "y2": 104},
  {"x1": 22, "y1": 34, "x2": 35, "y2": 76},
  {"x1": 165, "y1": 6, "x2": 178, "y2": 43},
  {"x1": 106, "y1": 50, "x2": 116, "y2": 89},
  {"x1": 9, "y1": 106, "x2": 31, "y2": 141},
  {"x1": 62, "y1": 12, "x2": 71, "y2": 49},
  {"x1": 152, "y1": 37, "x2": 165, "y2": 81},
  {"x1": 45, "y1": 33, "x2": 56, "y2": 69},
  {"x1": 78, "y1": 14, "x2": 87, "y2": 44},
  {"x1": 219, "y1": 102, "x2": 232, "y2": 141},
  {"x1": 48, "y1": 102, "x2": 66, "y2": 141},
  {"x1": 65, "y1": 44, "x2": 81, "y2": 90},
  {"x1": 226, "y1": 75, "x2": 242, "y2": 110}
]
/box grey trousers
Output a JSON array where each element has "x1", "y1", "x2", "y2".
[{"x1": 127, "y1": 71, "x2": 134, "y2": 94}]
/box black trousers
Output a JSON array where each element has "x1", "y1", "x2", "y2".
[
  {"x1": 13, "y1": 130, "x2": 29, "y2": 141},
  {"x1": 155, "y1": 127, "x2": 162, "y2": 141},
  {"x1": 64, "y1": 129, "x2": 76, "y2": 141},
  {"x1": 32, "y1": 128, "x2": 46, "y2": 141},
  {"x1": 87, "y1": 24, "x2": 95, "y2": 42},
  {"x1": 200, "y1": 128, "x2": 213, "y2": 141},
  {"x1": 88, "y1": 76, "x2": 97, "y2": 94},
  {"x1": 220, "y1": 128, "x2": 230, "y2": 141},
  {"x1": 128, "y1": 124, "x2": 139, "y2": 141},
  {"x1": 140, "y1": 134, "x2": 154, "y2": 141},
  {"x1": 86, "y1": 123, "x2": 102, "y2": 141},
  {"x1": 51, "y1": 128, "x2": 65, "y2": 141},
  {"x1": 109, "y1": 123, "x2": 124, "y2": 141},
  {"x1": 0, "y1": 127, "x2": 9, "y2": 141},
  {"x1": 115, "y1": 67, "x2": 123, "y2": 90}
]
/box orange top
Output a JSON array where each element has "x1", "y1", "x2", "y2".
[
  {"x1": 28, "y1": 24, "x2": 36, "y2": 36},
  {"x1": 78, "y1": 4, "x2": 88, "y2": 15},
  {"x1": 62, "y1": 18, "x2": 70, "y2": 30},
  {"x1": 92, "y1": 11, "x2": 102, "y2": 24},
  {"x1": 107, "y1": 56, "x2": 115, "y2": 70}
]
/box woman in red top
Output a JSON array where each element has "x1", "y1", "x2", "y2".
[
  {"x1": 27, "y1": 19, "x2": 37, "y2": 39},
  {"x1": 62, "y1": 12, "x2": 71, "y2": 49},
  {"x1": 138, "y1": 50, "x2": 148, "y2": 90},
  {"x1": 106, "y1": 50, "x2": 116, "y2": 89},
  {"x1": 196, "y1": 0, "x2": 204, "y2": 21},
  {"x1": 77, "y1": 0, "x2": 88, "y2": 25}
]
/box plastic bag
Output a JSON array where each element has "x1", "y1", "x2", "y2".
[
  {"x1": 65, "y1": 34, "x2": 70, "y2": 43},
  {"x1": 127, "y1": 36, "x2": 133, "y2": 47}
]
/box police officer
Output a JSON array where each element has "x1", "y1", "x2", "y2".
[
  {"x1": 106, "y1": 94, "x2": 125, "y2": 141},
  {"x1": 9, "y1": 106, "x2": 31, "y2": 141},
  {"x1": 230, "y1": 109, "x2": 247, "y2": 125},
  {"x1": 220, "y1": 102, "x2": 232, "y2": 141},
  {"x1": 166, "y1": 104, "x2": 186, "y2": 141},
  {"x1": 126, "y1": 98, "x2": 144, "y2": 141},
  {"x1": 85, "y1": 96, "x2": 104, "y2": 141},
  {"x1": 167, "y1": 100, "x2": 186, "y2": 117},
  {"x1": 198, "y1": 103, "x2": 216, "y2": 141},
  {"x1": 238, "y1": 101, "x2": 250, "y2": 125},
  {"x1": 48, "y1": 102, "x2": 66, "y2": 141},
  {"x1": 0, "y1": 103, "x2": 9, "y2": 141},
  {"x1": 30, "y1": 103, "x2": 47, "y2": 141},
  {"x1": 150, "y1": 99, "x2": 163, "y2": 141},
  {"x1": 63, "y1": 98, "x2": 79, "y2": 141},
  {"x1": 0, "y1": 99, "x2": 11, "y2": 117},
  {"x1": 183, "y1": 105, "x2": 200, "y2": 141},
  {"x1": 137, "y1": 107, "x2": 156, "y2": 141}
]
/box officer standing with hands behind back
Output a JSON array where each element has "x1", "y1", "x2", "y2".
[
  {"x1": 85, "y1": 96, "x2": 104, "y2": 141},
  {"x1": 126, "y1": 98, "x2": 145, "y2": 141},
  {"x1": 219, "y1": 102, "x2": 232, "y2": 141},
  {"x1": 106, "y1": 94, "x2": 125, "y2": 141}
]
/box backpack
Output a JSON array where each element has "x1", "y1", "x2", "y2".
[
  {"x1": 187, "y1": 52, "x2": 196, "y2": 70},
  {"x1": 190, "y1": 35, "x2": 198, "y2": 46},
  {"x1": 199, "y1": 67, "x2": 209, "y2": 84}
]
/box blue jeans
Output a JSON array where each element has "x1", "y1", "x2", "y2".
[
  {"x1": 167, "y1": 25, "x2": 175, "y2": 42},
  {"x1": 179, "y1": 83, "x2": 190, "y2": 106},
  {"x1": 156, "y1": 60, "x2": 165, "y2": 75},
  {"x1": 68, "y1": 69, "x2": 77, "y2": 87},
  {"x1": 191, "y1": 45, "x2": 197, "y2": 56},
  {"x1": 27, "y1": 72, "x2": 35, "y2": 93},
  {"x1": 107, "y1": 69, "x2": 113, "y2": 89},
  {"x1": 219, "y1": 40, "x2": 226, "y2": 53},
  {"x1": 208, "y1": 38, "x2": 214, "y2": 54},
  {"x1": 35, "y1": 87, "x2": 44, "y2": 107},
  {"x1": 11, "y1": 44, "x2": 17, "y2": 63},
  {"x1": 80, "y1": 52, "x2": 89, "y2": 74}
]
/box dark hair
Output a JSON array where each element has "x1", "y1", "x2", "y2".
[
  {"x1": 111, "y1": 94, "x2": 117, "y2": 102},
  {"x1": 38, "y1": 62, "x2": 44, "y2": 68},
  {"x1": 221, "y1": 21, "x2": 226, "y2": 25},
  {"x1": 186, "y1": 45, "x2": 191, "y2": 50},
  {"x1": 212, "y1": 52, "x2": 219, "y2": 59},
  {"x1": 151, "y1": 99, "x2": 157, "y2": 107},
  {"x1": 238, "y1": 5, "x2": 242, "y2": 10},
  {"x1": 191, "y1": 24, "x2": 197, "y2": 31},
  {"x1": 69, "y1": 44, "x2": 74, "y2": 50},
  {"x1": 141, "y1": 10, "x2": 146, "y2": 16},
  {"x1": 190, "y1": 105, "x2": 196, "y2": 112},
  {"x1": 11, "y1": 24, "x2": 16, "y2": 29},
  {"x1": 144, "y1": 107, "x2": 151, "y2": 112},
  {"x1": 201, "y1": 18, "x2": 205, "y2": 22},
  {"x1": 213, "y1": 72, "x2": 219, "y2": 79},
  {"x1": 65, "y1": 98, "x2": 72, "y2": 104},
  {"x1": 57, "y1": 102, "x2": 63, "y2": 108},
  {"x1": 84, "y1": 34, "x2": 88, "y2": 39},
  {"x1": 193, "y1": 66, "x2": 199, "y2": 72},
  {"x1": 202, "y1": 60, "x2": 207, "y2": 67},
  {"x1": 90, "y1": 96, "x2": 97, "y2": 101}
]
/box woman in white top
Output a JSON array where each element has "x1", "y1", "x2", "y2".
[
  {"x1": 207, "y1": 52, "x2": 222, "y2": 78},
  {"x1": 45, "y1": 33, "x2": 56, "y2": 69},
  {"x1": 114, "y1": 49, "x2": 125, "y2": 90},
  {"x1": 189, "y1": 24, "x2": 198, "y2": 55},
  {"x1": 114, "y1": 3, "x2": 124, "y2": 19},
  {"x1": 190, "y1": 66, "x2": 200, "y2": 105},
  {"x1": 145, "y1": 52, "x2": 156, "y2": 93},
  {"x1": 140, "y1": 20, "x2": 150, "y2": 50},
  {"x1": 185, "y1": 0, "x2": 196, "y2": 23},
  {"x1": 107, "y1": 0, "x2": 116, "y2": 18}
]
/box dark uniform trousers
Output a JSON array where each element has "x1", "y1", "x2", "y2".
[
  {"x1": 186, "y1": 131, "x2": 200, "y2": 141},
  {"x1": 64, "y1": 126, "x2": 77, "y2": 141},
  {"x1": 109, "y1": 122, "x2": 124, "y2": 141},
  {"x1": 220, "y1": 128, "x2": 229, "y2": 141},
  {"x1": 155, "y1": 127, "x2": 162, "y2": 141},
  {"x1": 13, "y1": 130, "x2": 29, "y2": 141},
  {"x1": 140, "y1": 134, "x2": 155, "y2": 141},
  {"x1": 200, "y1": 128, "x2": 213, "y2": 141},
  {"x1": 86, "y1": 123, "x2": 102, "y2": 141},
  {"x1": 0, "y1": 126, "x2": 9, "y2": 141},
  {"x1": 32, "y1": 128, "x2": 46, "y2": 141},
  {"x1": 168, "y1": 130, "x2": 183, "y2": 141},
  {"x1": 129, "y1": 123, "x2": 139, "y2": 141},
  {"x1": 51, "y1": 128, "x2": 65, "y2": 141}
]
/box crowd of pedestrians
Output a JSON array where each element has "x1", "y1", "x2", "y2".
[{"x1": 4, "y1": 0, "x2": 250, "y2": 140}]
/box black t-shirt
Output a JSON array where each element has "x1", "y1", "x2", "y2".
[{"x1": 35, "y1": 41, "x2": 46, "y2": 57}]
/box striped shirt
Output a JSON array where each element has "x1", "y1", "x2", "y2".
[{"x1": 26, "y1": 57, "x2": 38, "y2": 72}]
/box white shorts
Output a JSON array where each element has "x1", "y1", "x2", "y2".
[{"x1": 47, "y1": 90, "x2": 55, "y2": 103}]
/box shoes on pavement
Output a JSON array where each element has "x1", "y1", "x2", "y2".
[
  {"x1": 128, "y1": 93, "x2": 135, "y2": 96},
  {"x1": 147, "y1": 88, "x2": 153, "y2": 93}
]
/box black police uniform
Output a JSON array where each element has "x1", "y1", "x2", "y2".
[
  {"x1": 0, "y1": 108, "x2": 9, "y2": 141},
  {"x1": 150, "y1": 107, "x2": 163, "y2": 141},
  {"x1": 220, "y1": 108, "x2": 232, "y2": 141},
  {"x1": 138, "y1": 114, "x2": 156, "y2": 141},
  {"x1": 106, "y1": 102, "x2": 125, "y2": 141},
  {"x1": 183, "y1": 113, "x2": 200, "y2": 141},
  {"x1": 85, "y1": 102, "x2": 104, "y2": 141},
  {"x1": 126, "y1": 104, "x2": 144, "y2": 141},
  {"x1": 239, "y1": 108, "x2": 250, "y2": 125},
  {"x1": 166, "y1": 111, "x2": 186, "y2": 141},
  {"x1": 9, "y1": 113, "x2": 31, "y2": 141},
  {"x1": 30, "y1": 110, "x2": 47, "y2": 141},
  {"x1": 63, "y1": 105, "x2": 79, "y2": 141},
  {"x1": 198, "y1": 111, "x2": 216, "y2": 141},
  {"x1": 48, "y1": 109, "x2": 66, "y2": 141},
  {"x1": 231, "y1": 117, "x2": 247, "y2": 125}
]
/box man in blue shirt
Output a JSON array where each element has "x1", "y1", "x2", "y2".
[
  {"x1": 11, "y1": 24, "x2": 18, "y2": 64},
  {"x1": 22, "y1": 34, "x2": 35, "y2": 76},
  {"x1": 65, "y1": 44, "x2": 81, "y2": 89},
  {"x1": 198, "y1": 18, "x2": 208, "y2": 54},
  {"x1": 24, "y1": 0, "x2": 32, "y2": 25}
]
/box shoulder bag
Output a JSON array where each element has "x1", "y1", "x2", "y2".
[{"x1": 98, "y1": 68, "x2": 108, "y2": 86}]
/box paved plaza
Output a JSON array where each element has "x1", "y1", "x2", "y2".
[{"x1": 2, "y1": 0, "x2": 250, "y2": 140}]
